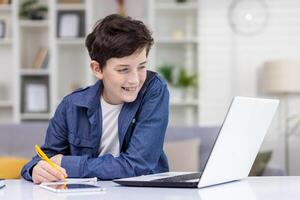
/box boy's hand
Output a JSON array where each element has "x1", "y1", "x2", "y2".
[
  {"x1": 50, "y1": 154, "x2": 63, "y2": 166},
  {"x1": 32, "y1": 160, "x2": 67, "y2": 184}
]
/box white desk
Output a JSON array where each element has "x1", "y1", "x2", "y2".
[{"x1": 1, "y1": 177, "x2": 300, "y2": 200}]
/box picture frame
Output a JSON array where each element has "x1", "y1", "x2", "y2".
[
  {"x1": 21, "y1": 77, "x2": 49, "y2": 113},
  {"x1": 57, "y1": 11, "x2": 85, "y2": 38},
  {"x1": 0, "y1": 20, "x2": 6, "y2": 38}
]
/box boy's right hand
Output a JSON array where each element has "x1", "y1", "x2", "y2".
[{"x1": 32, "y1": 160, "x2": 67, "y2": 184}]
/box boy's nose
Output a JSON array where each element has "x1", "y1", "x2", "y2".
[{"x1": 128, "y1": 72, "x2": 139, "y2": 85}]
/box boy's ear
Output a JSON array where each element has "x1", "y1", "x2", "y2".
[{"x1": 90, "y1": 60, "x2": 103, "y2": 79}]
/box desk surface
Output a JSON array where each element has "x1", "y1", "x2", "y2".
[{"x1": 1, "y1": 176, "x2": 300, "y2": 200}]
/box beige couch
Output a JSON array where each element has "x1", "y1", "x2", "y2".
[{"x1": 0, "y1": 123, "x2": 285, "y2": 175}]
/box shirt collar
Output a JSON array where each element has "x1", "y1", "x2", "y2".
[{"x1": 73, "y1": 80, "x2": 102, "y2": 109}]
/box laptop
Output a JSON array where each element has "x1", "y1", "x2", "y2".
[{"x1": 113, "y1": 96, "x2": 279, "y2": 188}]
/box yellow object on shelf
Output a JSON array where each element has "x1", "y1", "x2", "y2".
[{"x1": 0, "y1": 157, "x2": 29, "y2": 179}]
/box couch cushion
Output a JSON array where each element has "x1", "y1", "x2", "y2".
[
  {"x1": 0, "y1": 123, "x2": 48, "y2": 158},
  {"x1": 164, "y1": 138, "x2": 201, "y2": 171},
  {"x1": 165, "y1": 126, "x2": 220, "y2": 171}
]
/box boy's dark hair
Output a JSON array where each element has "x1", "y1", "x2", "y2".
[{"x1": 85, "y1": 14, "x2": 154, "y2": 69}]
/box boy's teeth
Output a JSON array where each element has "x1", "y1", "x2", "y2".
[{"x1": 123, "y1": 87, "x2": 136, "y2": 91}]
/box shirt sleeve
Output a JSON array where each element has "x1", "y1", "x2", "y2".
[
  {"x1": 21, "y1": 99, "x2": 69, "y2": 181},
  {"x1": 61, "y1": 79, "x2": 169, "y2": 179}
]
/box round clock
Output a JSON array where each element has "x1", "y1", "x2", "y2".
[{"x1": 228, "y1": 0, "x2": 269, "y2": 35}]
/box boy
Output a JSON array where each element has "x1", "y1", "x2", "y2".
[{"x1": 21, "y1": 14, "x2": 169, "y2": 183}]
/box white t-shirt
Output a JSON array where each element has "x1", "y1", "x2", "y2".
[{"x1": 98, "y1": 95, "x2": 123, "y2": 157}]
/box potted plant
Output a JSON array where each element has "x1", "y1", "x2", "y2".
[
  {"x1": 158, "y1": 64, "x2": 183, "y2": 100},
  {"x1": 174, "y1": 67, "x2": 198, "y2": 99},
  {"x1": 157, "y1": 64, "x2": 174, "y2": 86},
  {"x1": 19, "y1": 0, "x2": 48, "y2": 20},
  {"x1": 176, "y1": 67, "x2": 197, "y2": 88},
  {"x1": 158, "y1": 64, "x2": 198, "y2": 100}
]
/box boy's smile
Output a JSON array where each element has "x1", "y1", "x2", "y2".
[
  {"x1": 92, "y1": 48, "x2": 147, "y2": 105},
  {"x1": 122, "y1": 86, "x2": 138, "y2": 91}
]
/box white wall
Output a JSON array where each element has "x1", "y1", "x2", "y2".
[{"x1": 199, "y1": 0, "x2": 300, "y2": 175}]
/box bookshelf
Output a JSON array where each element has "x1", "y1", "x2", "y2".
[
  {"x1": 0, "y1": 37, "x2": 12, "y2": 44},
  {"x1": 19, "y1": 69, "x2": 49, "y2": 75},
  {"x1": 155, "y1": 1, "x2": 198, "y2": 10},
  {"x1": 16, "y1": 0, "x2": 50, "y2": 121},
  {"x1": 56, "y1": 38, "x2": 85, "y2": 45},
  {"x1": 0, "y1": 0, "x2": 201, "y2": 126},
  {"x1": 0, "y1": 4, "x2": 12, "y2": 11},
  {"x1": 148, "y1": 0, "x2": 200, "y2": 126},
  {"x1": 56, "y1": 3, "x2": 85, "y2": 11},
  {"x1": 0, "y1": 0, "x2": 15, "y2": 122},
  {"x1": 53, "y1": 0, "x2": 90, "y2": 107},
  {"x1": 19, "y1": 19, "x2": 49, "y2": 27}
]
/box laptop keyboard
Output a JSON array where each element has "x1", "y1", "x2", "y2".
[{"x1": 150, "y1": 172, "x2": 202, "y2": 182}]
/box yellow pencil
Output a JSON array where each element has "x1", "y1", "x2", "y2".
[{"x1": 35, "y1": 145, "x2": 67, "y2": 186}]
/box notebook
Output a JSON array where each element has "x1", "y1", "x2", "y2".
[
  {"x1": 39, "y1": 177, "x2": 105, "y2": 193},
  {"x1": 0, "y1": 179, "x2": 5, "y2": 189}
]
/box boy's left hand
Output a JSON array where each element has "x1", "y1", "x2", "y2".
[{"x1": 50, "y1": 154, "x2": 63, "y2": 166}]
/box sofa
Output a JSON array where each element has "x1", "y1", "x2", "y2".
[
  {"x1": 0, "y1": 123, "x2": 285, "y2": 176},
  {"x1": 164, "y1": 126, "x2": 285, "y2": 176}
]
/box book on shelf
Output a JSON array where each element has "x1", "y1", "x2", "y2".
[
  {"x1": 32, "y1": 47, "x2": 49, "y2": 69},
  {"x1": 41, "y1": 52, "x2": 49, "y2": 69}
]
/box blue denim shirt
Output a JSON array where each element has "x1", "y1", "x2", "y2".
[{"x1": 21, "y1": 71, "x2": 169, "y2": 181}]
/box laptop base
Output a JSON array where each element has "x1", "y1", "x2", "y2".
[{"x1": 113, "y1": 180, "x2": 199, "y2": 188}]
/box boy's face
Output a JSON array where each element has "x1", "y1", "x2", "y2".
[{"x1": 95, "y1": 48, "x2": 147, "y2": 105}]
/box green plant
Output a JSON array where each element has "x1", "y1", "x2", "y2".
[
  {"x1": 158, "y1": 64, "x2": 174, "y2": 85},
  {"x1": 175, "y1": 67, "x2": 197, "y2": 88},
  {"x1": 19, "y1": 0, "x2": 48, "y2": 20}
]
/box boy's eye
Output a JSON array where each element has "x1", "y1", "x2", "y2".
[
  {"x1": 139, "y1": 66, "x2": 146, "y2": 70},
  {"x1": 117, "y1": 68, "x2": 128, "y2": 72}
]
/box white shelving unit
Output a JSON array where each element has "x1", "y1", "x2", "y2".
[
  {"x1": 0, "y1": 0, "x2": 15, "y2": 122},
  {"x1": 149, "y1": 0, "x2": 200, "y2": 126},
  {"x1": 0, "y1": 0, "x2": 201, "y2": 126},
  {"x1": 0, "y1": 4, "x2": 12, "y2": 12},
  {"x1": 155, "y1": 1, "x2": 198, "y2": 10},
  {"x1": 0, "y1": 38, "x2": 12, "y2": 44},
  {"x1": 56, "y1": 38, "x2": 85, "y2": 45},
  {"x1": 0, "y1": 100, "x2": 13, "y2": 107},
  {"x1": 19, "y1": 19, "x2": 49, "y2": 27},
  {"x1": 56, "y1": 3, "x2": 85, "y2": 11},
  {"x1": 156, "y1": 37, "x2": 198, "y2": 44},
  {"x1": 19, "y1": 69, "x2": 50, "y2": 75},
  {"x1": 15, "y1": 0, "x2": 51, "y2": 121},
  {"x1": 52, "y1": 0, "x2": 91, "y2": 108}
]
